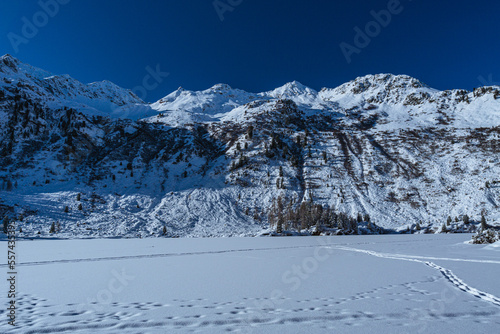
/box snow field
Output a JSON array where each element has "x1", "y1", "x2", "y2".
[{"x1": 0, "y1": 234, "x2": 499, "y2": 333}]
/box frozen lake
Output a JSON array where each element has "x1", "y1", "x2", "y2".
[{"x1": 1, "y1": 234, "x2": 499, "y2": 333}]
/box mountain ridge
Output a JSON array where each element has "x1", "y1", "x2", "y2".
[{"x1": 0, "y1": 55, "x2": 499, "y2": 238}]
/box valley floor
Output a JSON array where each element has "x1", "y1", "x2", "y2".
[{"x1": 1, "y1": 234, "x2": 499, "y2": 333}]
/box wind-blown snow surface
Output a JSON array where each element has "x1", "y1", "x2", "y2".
[{"x1": 1, "y1": 235, "x2": 499, "y2": 333}]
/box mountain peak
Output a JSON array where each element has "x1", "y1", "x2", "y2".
[
  {"x1": 209, "y1": 83, "x2": 233, "y2": 91},
  {"x1": 1, "y1": 54, "x2": 21, "y2": 70},
  {"x1": 268, "y1": 80, "x2": 317, "y2": 99},
  {"x1": 353, "y1": 73, "x2": 427, "y2": 88},
  {"x1": 286, "y1": 80, "x2": 306, "y2": 88},
  {"x1": 279, "y1": 80, "x2": 309, "y2": 90},
  {"x1": 1, "y1": 54, "x2": 19, "y2": 62},
  {"x1": 322, "y1": 73, "x2": 431, "y2": 98}
]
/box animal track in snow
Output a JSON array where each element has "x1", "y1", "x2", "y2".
[{"x1": 335, "y1": 246, "x2": 500, "y2": 308}]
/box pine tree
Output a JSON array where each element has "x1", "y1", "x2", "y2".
[
  {"x1": 349, "y1": 217, "x2": 359, "y2": 234},
  {"x1": 446, "y1": 216, "x2": 452, "y2": 226},
  {"x1": 415, "y1": 222, "x2": 421, "y2": 231},
  {"x1": 481, "y1": 215, "x2": 488, "y2": 230},
  {"x1": 78, "y1": 203, "x2": 83, "y2": 210},
  {"x1": 276, "y1": 219, "x2": 283, "y2": 234},
  {"x1": 64, "y1": 206, "x2": 69, "y2": 213},
  {"x1": 276, "y1": 196, "x2": 284, "y2": 234},
  {"x1": 253, "y1": 208, "x2": 260, "y2": 222},
  {"x1": 162, "y1": 226, "x2": 167, "y2": 236},
  {"x1": 76, "y1": 193, "x2": 81, "y2": 201},
  {"x1": 463, "y1": 214, "x2": 470, "y2": 225},
  {"x1": 247, "y1": 125, "x2": 254, "y2": 140},
  {"x1": 267, "y1": 201, "x2": 277, "y2": 229},
  {"x1": 2, "y1": 216, "x2": 9, "y2": 234},
  {"x1": 49, "y1": 222, "x2": 56, "y2": 234}
]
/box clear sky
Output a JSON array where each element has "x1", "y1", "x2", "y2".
[{"x1": 1, "y1": 0, "x2": 499, "y2": 102}]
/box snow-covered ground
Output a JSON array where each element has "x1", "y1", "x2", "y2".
[{"x1": 1, "y1": 234, "x2": 499, "y2": 333}]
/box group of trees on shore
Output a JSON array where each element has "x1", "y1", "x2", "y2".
[
  {"x1": 267, "y1": 195, "x2": 496, "y2": 236},
  {"x1": 441, "y1": 213, "x2": 491, "y2": 233},
  {"x1": 267, "y1": 196, "x2": 368, "y2": 234}
]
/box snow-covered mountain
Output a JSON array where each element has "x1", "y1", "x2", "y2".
[
  {"x1": 0, "y1": 54, "x2": 147, "y2": 118},
  {"x1": 149, "y1": 83, "x2": 257, "y2": 125},
  {"x1": 0, "y1": 55, "x2": 499, "y2": 238}
]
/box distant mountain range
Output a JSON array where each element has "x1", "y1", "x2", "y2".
[{"x1": 0, "y1": 54, "x2": 499, "y2": 238}]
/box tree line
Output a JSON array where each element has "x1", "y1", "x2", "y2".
[{"x1": 267, "y1": 196, "x2": 369, "y2": 234}]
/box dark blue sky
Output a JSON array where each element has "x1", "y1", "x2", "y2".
[{"x1": 1, "y1": 0, "x2": 499, "y2": 102}]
